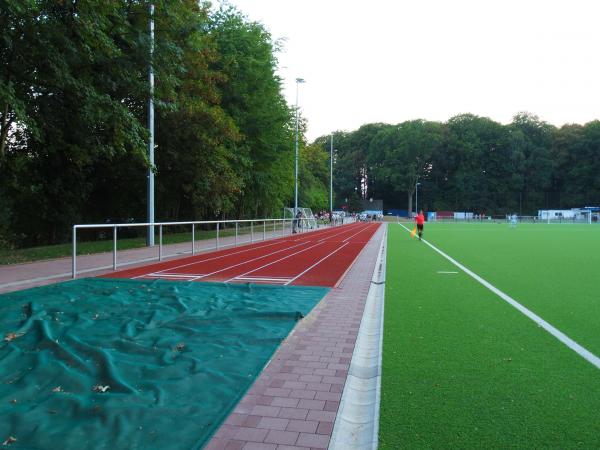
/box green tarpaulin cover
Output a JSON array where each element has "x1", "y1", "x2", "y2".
[{"x1": 0, "y1": 278, "x2": 328, "y2": 449}]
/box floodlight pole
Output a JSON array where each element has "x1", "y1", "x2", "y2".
[
  {"x1": 146, "y1": 2, "x2": 155, "y2": 246},
  {"x1": 415, "y1": 181, "x2": 421, "y2": 216},
  {"x1": 294, "y1": 78, "x2": 305, "y2": 213},
  {"x1": 330, "y1": 134, "x2": 333, "y2": 218}
]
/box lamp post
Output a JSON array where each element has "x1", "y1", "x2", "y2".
[
  {"x1": 294, "y1": 78, "x2": 305, "y2": 213},
  {"x1": 330, "y1": 134, "x2": 333, "y2": 220},
  {"x1": 147, "y1": 2, "x2": 155, "y2": 246},
  {"x1": 415, "y1": 181, "x2": 421, "y2": 216}
]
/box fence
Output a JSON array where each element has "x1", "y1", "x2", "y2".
[{"x1": 72, "y1": 217, "x2": 332, "y2": 279}]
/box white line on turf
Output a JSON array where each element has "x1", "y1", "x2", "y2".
[
  {"x1": 437, "y1": 271, "x2": 458, "y2": 274},
  {"x1": 398, "y1": 223, "x2": 600, "y2": 370}
]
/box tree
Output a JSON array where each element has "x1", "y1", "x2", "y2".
[
  {"x1": 369, "y1": 120, "x2": 444, "y2": 213},
  {"x1": 507, "y1": 113, "x2": 554, "y2": 214},
  {"x1": 208, "y1": 6, "x2": 294, "y2": 218}
]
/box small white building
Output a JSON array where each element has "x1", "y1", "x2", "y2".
[
  {"x1": 538, "y1": 209, "x2": 576, "y2": 220},
  {"x1": 454, "y1": 212, "x2": 474, "y2": 220},
  {"x1": 538, "y1": 208, "x2": 592, "y2": 221}
]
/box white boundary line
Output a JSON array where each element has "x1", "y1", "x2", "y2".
[
  {"x1": 225, "y1": 241, "x2": 326, "y2": 283},
  {"x1": 342, "y1": 223, "x2": 378, "y2": 243},
  {"x1": 132, "y1": 240, "x2": 286, "y2": 277},
  {"x1": 224, "y1": 224, "x2": 374, "y2": 284},
  {"x1": 284, "y1": 242, "x2": 350, "y2": 285},
  {"x1": 137, "y1": 222, "x2": 366, "y2": 279},
  {"x1": 398, "y1": 223, "x2": 600, "y2": 369},
  {"x1": 144, "y1": 273, "x2": 201, "y2": 279},
  {"x1": 187, "y1": 241, "x2": 311, "y2": 281},
  {"x1": 235, "y1": 277, "x2": 293, "y2": 283}
]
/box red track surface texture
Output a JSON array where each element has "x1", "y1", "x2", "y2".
[{"x1": 104, "y1": 222, "x2": 380, "y2": 287}]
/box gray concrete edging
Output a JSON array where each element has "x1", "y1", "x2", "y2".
[{"x1": 328, "y1": 223, "x2": 387, "y2": 450}]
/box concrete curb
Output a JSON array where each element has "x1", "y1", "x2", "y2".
[{"x1": 328, "y1": 223, "x2": 387, "y2": 450}]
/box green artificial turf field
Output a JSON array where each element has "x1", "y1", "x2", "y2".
[{"x1": 380, "y1": 222, "x2": 600, "y2": 449}]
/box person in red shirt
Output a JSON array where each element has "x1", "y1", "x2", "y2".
[{"x1": 415, "y1": 210, "x2": 425, "y2": 240}]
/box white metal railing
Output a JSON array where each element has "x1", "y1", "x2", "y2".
[{"x1": 71, "y1": 217, "x2": 340, "y2": 279}]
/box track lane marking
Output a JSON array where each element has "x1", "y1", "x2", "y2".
[
  {"x1": 342, "y1": 223, "x2": 378, "y2": 243},
  {"x1": 284, "y1": 242, "x2": 350, "y2": 285},
  {"x1": 398, "y1": 223, "x2": 600, "y2": 370},
  {"x1": 225, "y1": 241, "x2": 327, "y2": 283},
  {"x1": 134, "y1": 223, "x2": 356, "y2": 278},
  {"x1": 187, "y1": 240, "x2": 311, "y2": 281},
  {"x1": 131, "y1": 240, "x2": 289, "y2": 278}
]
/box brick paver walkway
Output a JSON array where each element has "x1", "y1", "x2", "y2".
[{"x1": 206, "y1": 224, "x2": 385, "y2": 450}]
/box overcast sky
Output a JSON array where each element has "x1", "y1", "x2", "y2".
[{"x1": 224, "y1": 0, "x2": 600, "y2": 141}]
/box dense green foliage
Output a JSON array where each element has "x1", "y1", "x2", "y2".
[
  {"x1": 0, "y1": 1, "x2": 330, "y2": 248},
  {"x1": 320, "y1": 113, "x2": 600, "y2": 215}
]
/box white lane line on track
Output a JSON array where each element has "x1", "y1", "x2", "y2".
[
  {"x1": 321, "y1": 226, "x2": 368, "y2": 242},
  {"x1": 284, "y1": 242, "x2": 350, "y2": 286},
  {"x1": 398, "y1": 223, "x2": 600, "y2": 370},
  {"x1": 342, "y1": 223, "x2": 378, "y2": 243},
  {"x1": 238, "y1": 275, "x2": 294, "y2": 279},
  {"x1": 144, "y1": 273, "x2": 202, "y2": 278},
  {"x1": 225, "y1": 241, "x2": 326, "y2": 283},
  {"x1": 132, "y1": 239, "x2": 287, "y2": 278},
  {"x1": 235, "y1": 276, "x2": 293, "y2": 283},
  {"x1": 187, "y1": 240, "x2": 311, "y2": 281},
  {"x1": 141, "y1": 222, "x2": 362, "y2": 279},
  {"x1": 288, "y1": 222, "x2": 361, "y2": 243}
]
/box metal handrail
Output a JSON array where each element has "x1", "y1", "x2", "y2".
[{"x1": 71, "y1": 217, "x2": 332, "y2": 279}]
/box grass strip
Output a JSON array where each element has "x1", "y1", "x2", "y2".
[{"x1": 0, "y1": 224, "x2": 282, "y2": 265}]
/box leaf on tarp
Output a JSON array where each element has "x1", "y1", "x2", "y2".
[
  {"x1": 92, "y1": 385, "x2": 110, "y2": 393},
  {"x1": 52, "y1": 386, "x2": 63, "y2": 393},
  {"x1": 2, "y1": 436, "x2": 17, "y2": 446},
  {"x1": 4, "y1": 332, "x2": 25, "y2": 342},
  {"x1": 175, "y1": 343, "x2": 185, "y2": 351}
]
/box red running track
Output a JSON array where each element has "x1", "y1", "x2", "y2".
[{"x1": 104, "y1": 222, "x2": 380, "y2": 287}]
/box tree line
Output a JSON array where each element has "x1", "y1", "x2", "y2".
[
  {"x1": 2, "y1": 3, "x2": 599, "y2": 250},
  {"x1": 318, "y1": 113, "x2": 600, "y2": 216},
  {"x1": 0, "y1": 1, "x2": 332, "y2": 248}
]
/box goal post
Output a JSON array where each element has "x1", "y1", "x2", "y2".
[{"x1": 284, "y1": 207, "x2": 318, "y2": 231}]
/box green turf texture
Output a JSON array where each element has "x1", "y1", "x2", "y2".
[
  {"x1": 380, "y1": 223, "x2": 600, "y2": 449},
  {"x1": 423, "y1": 222, "x2": 600, "y2": 356}
]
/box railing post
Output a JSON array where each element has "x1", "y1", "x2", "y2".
[
  {"x1": 113, "y1": 226, "x2": 118, "y2": 270},
  {"x1": 251, "y1": 221, "x2": 254, "y2": 243},
  {"x1": 192, "y1": 223, "x2": 195, "y2": 255},
  {"x1": 263, "y1": 221, "x2": 266, "y2": 241},
  {"x1": 72, "y1": 226, "x2": 77, "y2": 279},
  {"x1": 216, "y1": 222, "x2": 220, "y2": 249},
  {"x1": 235, "y1": 222, "x2": 238, "y2": 247},
  {"x1": 159, "y1": 225, "x2": 163, "y2": 260}
]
